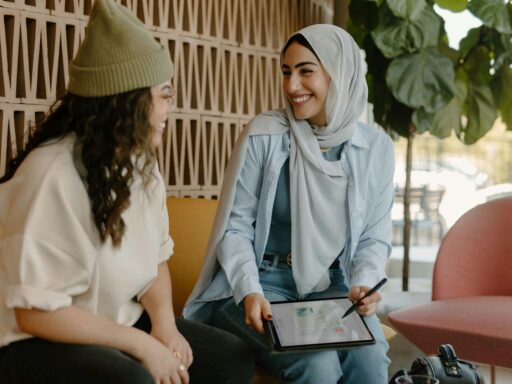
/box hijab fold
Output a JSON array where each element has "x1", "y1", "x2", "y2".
[{"x1": 287, "y1": 24, "x2": 368, "y2": 294}]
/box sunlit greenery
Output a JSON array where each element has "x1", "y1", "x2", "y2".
[{"x1": 349, "y1": 0, "x2": 512, "y2": 144}]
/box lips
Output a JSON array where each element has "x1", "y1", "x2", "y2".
[{"x1": 289, "y1": 94, "x2": 312, "y2": 104}]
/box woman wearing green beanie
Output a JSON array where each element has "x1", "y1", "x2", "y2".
[{"x1": 0, "y1": 0, "x2": 254, "y2": 383}]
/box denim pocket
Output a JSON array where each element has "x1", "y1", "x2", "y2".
[
  {"x1": 329, "y1": 268, "x2": 349, "y2": 292},
  {"x1": 258, "y1": 259, "x2": 275, "y2": 277}
]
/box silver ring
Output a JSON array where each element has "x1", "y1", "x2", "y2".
[{"x1": 179, "y1": 363, "x2": 186, "y2": 372}]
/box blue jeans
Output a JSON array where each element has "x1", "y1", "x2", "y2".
[{"x1": 212, "y1": 259, "x2": 390, "y2": 384}]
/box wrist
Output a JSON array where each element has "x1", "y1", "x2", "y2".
[
  {"x1": 125, "y1": 327, "x2": 157, "y2": 360},
  {"x1": 150, "y1": 320, "x2": 179, "y2": 345}
]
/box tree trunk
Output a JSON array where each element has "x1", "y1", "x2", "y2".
[{"x1": 402, "y1": 124, "x2": 415, "y2": 291}]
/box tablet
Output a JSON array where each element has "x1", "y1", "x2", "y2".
[{"x1": 265, "y1": 297, "x2": 375, "y2": 352}]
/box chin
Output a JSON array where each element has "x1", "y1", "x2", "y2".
[
  {"x1": 292, "y1": 107, "x2": 317, "y2": 121},
  {"x1": 151, "y1": 135, "x2": 163, "y2": 149},
  {"x1": 292, "y1": 111, "x2": 309, "y2": 121}
]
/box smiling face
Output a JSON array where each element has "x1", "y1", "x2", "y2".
[
  {"x1": 149, "y1": 80, "x2": 175, "y2": 148},
  {"x1": 281, "y1": 41, "x2": 331, "y2": 127}
]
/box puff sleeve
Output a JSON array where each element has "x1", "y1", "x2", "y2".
[{"x1": 0, "y1": 147, "x2": 98, "y2": 312}]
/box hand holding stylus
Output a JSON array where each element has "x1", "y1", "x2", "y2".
[{"x1": 342, "y1": 278, "x2": 387, "y2": 318}]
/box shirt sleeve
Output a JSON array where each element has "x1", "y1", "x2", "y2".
[
  {"x1": 157, "y1": 177, "x2": 174, "y2": 264},
  {"x1": 2, "y1": 235, "x2": 93, "y2": 311},
  {"x1": 350, "y1": 134, "x2": 395, "y2": 288},
  {"x1": 217, "y1": 136, "x2": 266, "y2": 304},
  {"x1": 0, "y1": 152, "x2": 98, "y2": 312}
]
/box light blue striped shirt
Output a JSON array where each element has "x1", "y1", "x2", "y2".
[{"x1": 185, "y1": 121, "x2": 395, "y2": 321}]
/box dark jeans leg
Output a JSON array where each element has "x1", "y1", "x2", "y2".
[
  {"x1": 175, "y1": 317, "x2": 255, "y2": 384},
  {"x1": 0, "y1": 313, "x2": 254, "y2": 384},
  {"x1": 0, "y1": 338, "x2": 154, "y2": 384}
]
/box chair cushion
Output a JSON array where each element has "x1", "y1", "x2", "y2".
[
  {"x1": 388, "y1": 296, "x2": 512, "y2": 368},
  {"x1": 166, "y1": 197, "x2": 218, "y2": 315}
]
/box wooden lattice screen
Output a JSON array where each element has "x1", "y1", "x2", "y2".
[{"x1": 0, "y1": 0, "x2": 333, "y2": 197}]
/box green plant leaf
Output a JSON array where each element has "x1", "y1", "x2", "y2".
[
  {"x1": 434, "y1": 0, "x2": 468, "y2": 12},
  {"x1": 430, "y1": 97, "x2": 462, "y2": 138},
  {"x1": 407, "y1": 6, "x2": 443, "y2": 50},
  {"x1": 464, "y1": 45, "x2": 492, "y2": 84},
  {"x1": 430, "y1": 71, "x2": 467, "y2": 138},
  {"x1": 493, "y1": 33, "x2": 512, "y2": 69},
  {"x1": 438, "y1": 41, "x2": 460, "y2": 65},
  {"x1": 387, "y1": 0, "x2": 426, "y2": 20},
  {"x1": 468, "y1": 0, "x2": 512, "y2": 34},
  {"x1": 493, "y1": 66, "x2": 512, "y2": 130},
  {"x1": 462, "y1": 82, "x2": 498, "y2": 144},
  {"x1": 386, "y1": 47, "x2": 455, "y2": 112},
  {"x1": 453, "y1": 69, "x2": 469, "y2": 101},
  {"x1": 412, "y1": 108, "x2": 435, "y2": 134},
  {"x1": 459, "y1": 27, "x2": 482, "y2": 59},
  {"x1": 372, "y1": 6, "x2": 410, "y2": 58},
  {"x1": 372, "y1": 4, "x2": 441, "y2": 58}
]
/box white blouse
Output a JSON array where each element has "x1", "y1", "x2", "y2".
[{"x1": 0, "y1": 135, "x2": 173, "y2": 347}]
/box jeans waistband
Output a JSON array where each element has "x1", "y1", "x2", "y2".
[{"x1": 263, "y1": 253, "x2": 340, "y2": 269}]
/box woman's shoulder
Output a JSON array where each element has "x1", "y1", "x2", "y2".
[
  {"x1": 246, "y1": 109, "x2": 289, "y2": 136},
  {"x1": 20, "y1": 135, "x2": 77, "y2": 181},
  {"x1": 355, "y1": 121, "x2": 393, "y2": 148},
  {"x1": 4, "y1": 135, "x2": 83, "y2": 200},
  {"x1": 0, "y1": 135, "x2": 89, "y2": 239}
]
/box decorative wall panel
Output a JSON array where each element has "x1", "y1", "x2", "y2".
[{"x1": 0, "y1": 0, "x2": 333, "y2": 196}]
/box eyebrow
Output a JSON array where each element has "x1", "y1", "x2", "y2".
[
  {"x1": 160, "y1": 84, "x2": 172, "y2": 91},
  {"x1": 281, "y1": 61, "x2": 318, "y2": 70}
]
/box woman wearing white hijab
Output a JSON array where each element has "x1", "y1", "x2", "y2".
[{"x1": 184, "y1": 24, "x2": 393, "y2": 383}]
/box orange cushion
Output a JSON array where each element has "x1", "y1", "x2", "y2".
[{"x1": 166, "y1": 197, "x2": 218, "y2": 315}]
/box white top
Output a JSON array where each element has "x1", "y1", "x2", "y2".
[{"x1": 0, "y1": 135, "x2": 173, "y2": 347}]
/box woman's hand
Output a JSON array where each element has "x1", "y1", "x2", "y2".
[
  {"x1": 348, "y1": 285, "x2": 382, "y2": 317},
  {"x1": 151, "y1": 325, "x2": 193, "y2": 369},
  {"x1": 243, "y1": 293, "x2": 272, "y2": 334},
  {"x1": 166, "y1": 328, "x2": 193, "y2": 369},
  {"x1": 137, "y1": 334, "x2": 189, "y2": 384}
]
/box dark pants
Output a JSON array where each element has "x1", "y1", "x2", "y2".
[{"x1": 0, "y1": 313, "x2": 254, "y2": 384}]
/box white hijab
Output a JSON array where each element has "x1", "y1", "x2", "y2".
[
  {"x1": 185, "y1": 25, "x2": 368, "y2": 314},
  {"x1": 286, "y1": 24, "x2": 368, "y2": 294}
]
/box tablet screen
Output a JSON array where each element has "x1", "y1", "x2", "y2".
[{"x1": 267, "y1": 297, "x2": 374, "y2": 351}]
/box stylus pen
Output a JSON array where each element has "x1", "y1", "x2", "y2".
[{"x1": 341, "y1": 277, "x2": 388, "y2": 319}]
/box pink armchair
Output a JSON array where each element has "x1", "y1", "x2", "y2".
[{"x1": 388, "y1": 197, "x2": 512, "y2": 383}]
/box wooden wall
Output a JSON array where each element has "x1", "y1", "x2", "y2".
[{"x1": 0, "y1": 0, "x2": 333, "y2": 196}]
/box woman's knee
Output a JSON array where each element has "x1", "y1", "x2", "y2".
[
  {"x1": 337, "y1": 317, "x2": 390, "y2": 383},
  {"x1": 109, "y1": 357, "x2": 154, "y2": 384},
  {"x1": 177, "y1": 317, "x2": 255, "y2": 384},
  {"x1": 67, "y1": 345, "x2": 154, "y2": 384},
  {"x1": 265, "y1": 350, "x2": 341, "y2": 384},
  {"x1": 0, "y1": 341, "x2": 154, "y2": 384},
  {"x1": 203, "y1": 329, "x2": 255, "y2": 383},
  {"x1": 211, "y1": 299, "x2": 269, "y2": 351}
]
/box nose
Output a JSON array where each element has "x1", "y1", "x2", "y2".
[
  {"x1": 284, "y1": 73, "x2": 302, "y2": 94},
  {"x1": 169, "y1": 95, "x2": 177, "y2": 114}
]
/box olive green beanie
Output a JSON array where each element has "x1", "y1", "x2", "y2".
[{"x1": 68, "y1": 0, "x2": 173, "y2": 97}]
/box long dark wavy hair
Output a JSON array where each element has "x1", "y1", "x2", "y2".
[{"x1": 0, "y1": 88, "x2": 157, "y2": 247}]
